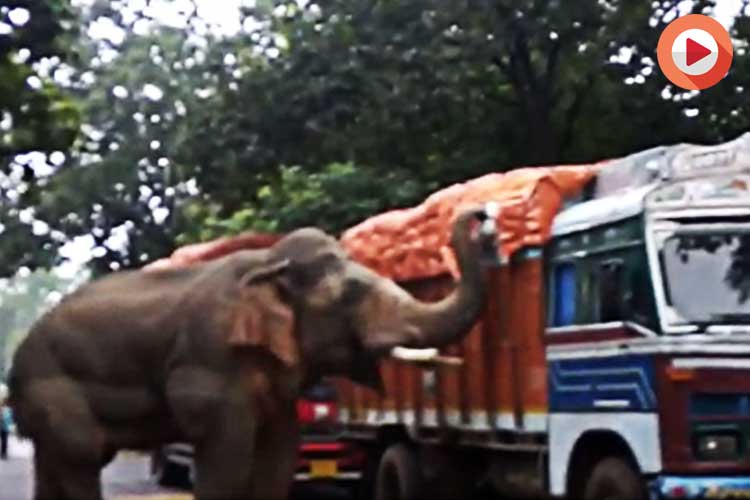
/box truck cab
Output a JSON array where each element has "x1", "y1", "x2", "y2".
[{"x1": 547, "y1": 132, "x2": 750, "y2": 499}]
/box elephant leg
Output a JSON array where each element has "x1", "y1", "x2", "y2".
[
  {"x1": 167, "y1": 371, "x2": 257, "y2": 500},
  {"x1": 32, "y1": 446, "x2": 62, "y2": 500},
  {"x1": 25, "y1": 377, "x2": 107, "y2": 463},
  {"x1": 26, "y1": 378, "x2": 106, "y2": 500},
  {"x1": 33, "y1": 444, "x2": 102, "y2": 500},
  {"x1": 193, "y1": 435, "x2": 255, "y2": 500},
  {"x1": 191, "y1": 399, "x2": 257, "y2": 500},
  {"x1": 56, "y1": 462, "x2": 102, "y2": 500},
  {"x1": 248, "y1": 407, "x2": 299, "y2": 500}
]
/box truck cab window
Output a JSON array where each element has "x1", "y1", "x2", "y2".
[
  {"x1": 552, "y1": 263, "x2": 577, "y2": 326},
  {"x1": 598, "y1": 261, "x2": 624, "y2": 322}
]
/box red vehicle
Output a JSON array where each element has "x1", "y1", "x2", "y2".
[
  {"x1": 144, "y1": 233, "x2": 364, "y2": 490},
  {"x1": 294, "y1": 381, "x2": 365, "y2": 485}
]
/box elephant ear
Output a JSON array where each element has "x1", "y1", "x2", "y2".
[{"x1": 228, "y1": 259, "x2": 298, "y2": 368}]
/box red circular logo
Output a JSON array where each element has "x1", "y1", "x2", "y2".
[{"x1": 657, "y1": 14, "x2": 733, "y2": 90}]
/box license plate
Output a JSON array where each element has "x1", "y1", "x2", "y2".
[{"x1": 309, "y1": 460, "x2": 337, "y2": 478}]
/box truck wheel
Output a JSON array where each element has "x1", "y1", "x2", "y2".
[
  {"x1": 583, "y1": 457, "x2": 645, "y2": 500},
  {"x1": 352, "y1": 445, "x2": 380, "y2": 500},
  {"x1": 375, "y1": 444, "x2": 422, "y2": 500}
]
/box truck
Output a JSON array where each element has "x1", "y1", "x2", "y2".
[
  {"x1": 143, "y1": 233, "x2": 365, "y2": 491},
  {"x1": 334, "y1": 132, "x2": 750, "y2": 500}
]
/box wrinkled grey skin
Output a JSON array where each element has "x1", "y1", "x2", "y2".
[{"x1": 8, "y1": 209, "x2": 492, "y2": 500}]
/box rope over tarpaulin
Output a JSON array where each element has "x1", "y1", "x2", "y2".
[{"x1": 340, "y1": 165, "x2": 600, "y2": 282}]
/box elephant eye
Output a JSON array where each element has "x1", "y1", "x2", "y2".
[
  {"x1": 291, "y1": 252, "x2": 342, "y2": 289},
  {"x1": 340, "y1": 276, "x2": 369, "y2": 307},
  {"x1": 318, "y1": 252, "x2": 342, "y2": 269}
]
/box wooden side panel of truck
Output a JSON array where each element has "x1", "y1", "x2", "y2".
[{"x1": 336, "y1": 255, "x2": 548, "y2": 435}]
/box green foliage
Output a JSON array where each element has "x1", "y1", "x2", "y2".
[
  {"x1": 28, "y1": 26, "x2": 209, "y2": 275},
  {"x1": 177, "y1": 0, "x2": 749, "y2": 243},
  {"x1": 0, "y1": 0, "x2": 80, "y2": 158},
  {"x1": 178, "y1": 162, "x2": 428, "y2": 244},
  {"x1": 0, "y1": 0, "x2": 80, "y2": 278}
]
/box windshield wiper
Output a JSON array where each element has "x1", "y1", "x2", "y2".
[{"x1": 710, "y1": 313, "x2": 750, "y2": 323}]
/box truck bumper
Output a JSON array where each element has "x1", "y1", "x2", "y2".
[
  {"x1": 294, "y1": 441, "x2": 365, "y2": 483},
  {"x1": 162, "y1": 441, "x2": 365, "y2": 485},
  {"x1": 651, "y1": 475, "x2": 750, "y2": 499},
  {"x1": 294, "y1": 470, "x2": 361, "y2": 482}
]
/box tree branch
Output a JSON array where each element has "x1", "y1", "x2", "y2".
[
  {"x1": 512, "y1": 30, "x2": 537, "y2": 95},
  {"x1": 560, "y1": 74, "x2": 596, "y2": 157},
  {"x1": 544, "y1": 39, "x2": 560, "y2": 92}
]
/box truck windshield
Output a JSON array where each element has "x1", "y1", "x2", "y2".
[{"x1": 660, "y1": 232, "x2": 750, "y2": 324}]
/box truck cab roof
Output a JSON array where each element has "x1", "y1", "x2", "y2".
[{"x1": 553, "y1": 132, "x2": 750, "y2": 237}]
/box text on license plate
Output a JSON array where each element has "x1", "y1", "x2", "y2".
[{"x1": 310, "y1": 460, "x2": 337, "y2": 478}]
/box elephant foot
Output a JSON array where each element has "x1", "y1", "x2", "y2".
[{"x1": 34, "y1": 445, "x2": 103, "y2": 500}]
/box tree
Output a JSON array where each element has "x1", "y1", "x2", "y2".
[
  {"x1": 0, "y1": 0, "x2": 80, "y2": 276},
  {"x1": 177, "y1": 162, "x2": 427, "y2": 243},
  {"x1": 0, "y1": 0, "x2": 79, "y2": 158},
  {"x1": 29, "y1": 26, "x2": 210, "y2": 275},
  {"x1": 179, "y1": 0, "x2": 748, "y2": 234},
  {"x1": 1, "y1": 2, "x2": 214, "y2": 276}
]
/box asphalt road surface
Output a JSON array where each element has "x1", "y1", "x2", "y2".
[
  {"x1": 0, "y1": 436, "x2": 349, "y2": 500},
  {"x1": 0, "y1": 436, "x2": 190, "y2": 500}
]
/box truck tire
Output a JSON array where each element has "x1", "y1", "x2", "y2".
[
  {"x1": 583, "y1": 457, "x2": 645, "y2": 500},
  {"x1": 151, "y1": 452, "x2": 191, "y2": 488},
  {"x1": 352, "y1": 445, "x2": 380, "y2": 500},
  {"x1": 375, "y1": 444, "x2": 423, "y2": 500}
]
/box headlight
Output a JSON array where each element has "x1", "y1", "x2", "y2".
[{"x1": 694, "y1": 432, "x2": 740, "y2": 461}]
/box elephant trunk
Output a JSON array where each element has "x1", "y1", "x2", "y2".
[{"x1": 398, "y1": 209, "x2": 490, "y2": 349}]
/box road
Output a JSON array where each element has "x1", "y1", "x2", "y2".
[
  {"x1": 0, "y1": 436, "x2": 191, "y2": 500},
  {"x1": 0, "y1": 436, "x2": 349, "y2": 500}
]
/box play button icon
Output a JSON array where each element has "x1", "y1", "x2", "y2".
[
  {"x1": 657, "y1": 14, "x2": 733, "y2": 90},
  {"x1": 686, "y1": 37, "x2": 711, "y2": 66},
  {"x1": 672, "y1": 28, "x2": 719, "y2": 75}
]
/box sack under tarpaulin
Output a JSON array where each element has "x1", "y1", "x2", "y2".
[{"x1": 340, "y1": 165, "x2": 600, "y2": 282}]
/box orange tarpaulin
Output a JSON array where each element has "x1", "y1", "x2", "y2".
[{"x1": 340, "y1": 165, "x2": 600, "y2": 282}]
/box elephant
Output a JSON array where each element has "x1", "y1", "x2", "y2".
[{"x1": 8, "y1": 207, "x2": 496, "y2": 500}]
